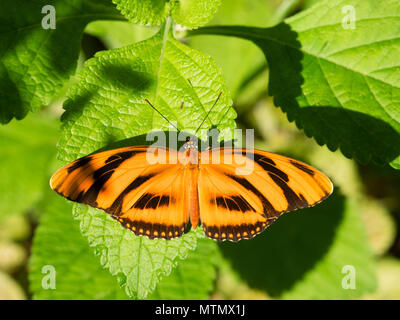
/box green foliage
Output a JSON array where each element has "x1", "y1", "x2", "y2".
[
  {"x1": 29, "y1": 193, "x2": 129, "y2": 300},
  {"x1": 0, "y1": 114, "x2": 58, "y2": 220},
  {"x1": 112, "y1": 0, "x2": 170, "y2": 26},
  {"x1": 57, "y1": 22, "x2": 235, "y2": 299},
  {"x1": 192, "y1": 0, "x2": 400, "y2": 169},
  {"x1": 171, "y1": 0, "x2": 222, "y2": 29},
  {"x1": 73, "y1": 204, "x2": 203, "y2": 299},
  {"x1": 0, "y1": 0, "x2": 122, "y2": 124},
  {"x1": 85, "y1": 21, "x2": 158, "y2": 49},
  {"x1": 219, "y1": 191, "x2": 376, "y2": 299},
  {"x1": 113, "y1": 0, "x2": 220, "y2": 28},
  {"x1": 190, "y1": 0, "x2": 274, "y2": 97},
  {"x1": 0, "y1": 0, "x2": 396, "y2": 301},
  {"x1": 58, "y1": 22, "x2": 235, "y2": 162},
  {"x1": 30, "y1": 192, "x2": 218, "y2": 300},
  {"x1": 148, "y1": 238, "x2": 219, "y2": 299}
]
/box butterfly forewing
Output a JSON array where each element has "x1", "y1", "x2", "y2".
[
  {"x1": 198, "y1": 148, "x2": 333, "y2": 241},
  {"x1": 51, "y1": 143, "x2": 333, "y2": 242},
  {"x1": 50, "y1": 146, "x2": 189, "y2": 239}
]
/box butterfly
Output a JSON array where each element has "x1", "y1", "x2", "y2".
[{"x1": 50, "y1": 94, "x2": 333, "y2": 242}]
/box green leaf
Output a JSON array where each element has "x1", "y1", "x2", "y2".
[
  {"x1": 57, "y1": 22, "x2": 235, "y2": 299},
  {"x1": 303, "y1": 0, "x2": 324, "y2": 10},
  {"x1": 190, "y1": 0, "x2": 274, "y2": 97},
  {"x1": 171, "y1": 0, "x2": 222, "y2": 29},
  {"x1": 85, "y1": 21, "x2": 158, "y2": 49},
  {"x1": 0, "y1": 114, "x2": 58, "y2": 220},
  {"x1": 148, "y1": 238, "x2": 219, "y2": 299},
  {"x1": 219, "y1": 191, "x2": 377, "y2": 299},
  {"x1": 191, "y1": 0, "x2": 400, "y2": 169},
  {"x1": 74, "y1": 204, "x2": 204, "y2": 299},
  {"x1": 112, "y1": 0, "x2": 171, "y2": 26},
  {"x1": 58, "y1": 21, "x2": 234, "y2": 161},
  {"x1": 112, "y1": 0, "x2": 221, "y2": 28},
  {"x1": 30, "y1": 192, "x2": 218, "y2": 300},
  {"x1": 0, "y1": 0, "x2": 122, "y2": 124},
  {"x1": 29, "y1": 192, "x2": 129, "y2": 300}
]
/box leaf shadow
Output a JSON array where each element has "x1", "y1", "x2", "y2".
[
  {"x1": 255, "y1": 22, "x2": 400, "y2": 165},
  {"x1": 0, "y1": 8, "x2": 88, "y2": 122},
  {"x1": 218, "y1": 190, "x2": 345, "y2": 297},
  {"x1": 61, "y1": 64, "x2": 154, "y2": 122},
  {"x1": 99, "y1": 64, "x2": 153, "y2": 92},
  {"x1": 0, "y1": 61, "x2": 23, "y2": 123},
  {"x1": 294, "y1": 106, "x2": 400, "y2": 165},
  {"x1": 94, "y1": 131, "x2": 186, "y2": 152},
  {"x1": 95, "y1": 130, "x2": 237, "y2": 154},
  {"x1": 45, "y1": 21, "x2": 88, "y2": 74},
  {"x1": 194, "y1": 22, "x2": 400, "y2": 165}
]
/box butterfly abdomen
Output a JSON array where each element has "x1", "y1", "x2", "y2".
[{"x1": 188, "y1": 167, "x2": 200, "y2": 229}]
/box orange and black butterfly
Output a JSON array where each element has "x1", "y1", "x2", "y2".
[{"x1": 51, "y1": 94, "x2": 333, "y2": 242}]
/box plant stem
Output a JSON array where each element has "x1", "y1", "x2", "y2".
[{"x1": 272, "y1": 0, "x2": 302, "y2": 24}]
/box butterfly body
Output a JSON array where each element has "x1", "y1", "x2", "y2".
[
  {"x1": 180, "y1": 138, "x2": 201, "y2": 229},
  {"x1": 51, "y1": 139, "x2": 333, "y2": 242}
]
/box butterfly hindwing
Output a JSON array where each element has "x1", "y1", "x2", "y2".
[
  {"x1": 50, "y1": 146, "x2": 189, "y2": 239},
  {"x1": 115, "y1": 165, "x2": 189, "y2": 239},
  {"x1": 198, "y1": 165, "x2": 273, "y2": 242},
  {"x1": 198, "y1": 147, "x2": 333, "y2": 241}
]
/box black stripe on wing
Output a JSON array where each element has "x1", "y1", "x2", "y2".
[
  {"x1": 106, "y1": 173, "x2": 157, "y2": 215},
  {"x1": 211, "y1": 195, "x2": 256, "y2": 213},
  {"x1": 232, "y1": 151, "x2": 313, "y2": 211},
  {"x1": 225, "y1": 173, "x2": 279, "y2": 218},
  {"x1": 56, "y1": 150, "x2": 147, "y2": 208}
]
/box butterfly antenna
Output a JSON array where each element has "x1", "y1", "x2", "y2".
[
  {"x1": 144, "y1": 99, "x2": 180, "y2": 132},
  {"x1": 195, "y1": 92, "x2": 222, "y2": 134},
  {"x1": 215, "y1": 100, "x2": 235, "y2": 128}
]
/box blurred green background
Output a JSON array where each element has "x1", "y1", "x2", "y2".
[{"x1": 1, "y1": 0, "x2": 399, "y2": 300}]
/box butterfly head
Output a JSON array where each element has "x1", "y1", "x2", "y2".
[{"x1": 183, "y1": 136, "x2": 198, "y2": 151}]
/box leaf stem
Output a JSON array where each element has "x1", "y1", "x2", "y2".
[
  {"x1": 151, "y1": 16, "x2": 172, "y2": 128},
  {"x1": 272, "y1": 0, "x2": 302, "y2": 24}
]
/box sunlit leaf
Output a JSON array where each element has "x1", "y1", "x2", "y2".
[
  {"x1": 148, "y1": 239, "x2": 219, "y2": 300},
  {"x1": 190, "y1": 0, "x2": 274, "y2": 97},
  {"x1": 191, "y1": 0, "x2": 400, "y2": 169},
  {"x1": 57, "y1": 22, "x2": 235, "y2": 299},
  {"x1": 113, "y1": 0, "x2": 221, "y2": 28}
]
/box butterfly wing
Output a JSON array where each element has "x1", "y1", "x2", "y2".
[
  {"x1": 50, "y1": 146, "x2": 189, "y2": 239},
  {"x1": 198, "y1": 147, "x2": 333, "y2": 241}
]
